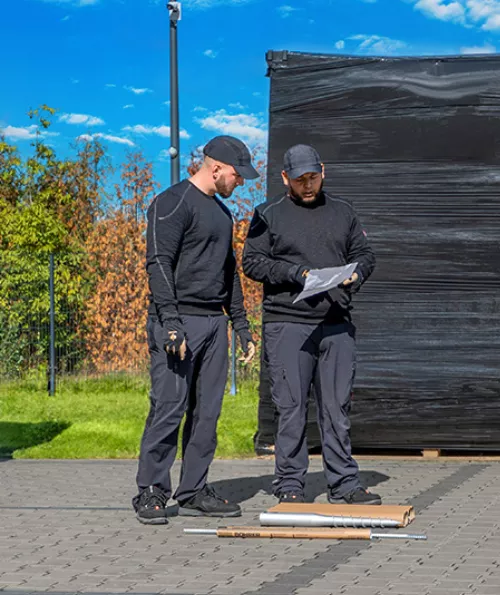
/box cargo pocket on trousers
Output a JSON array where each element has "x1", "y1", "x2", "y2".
[{"x1": 270, "y1": 367, "x2": 296, "y2": 410}]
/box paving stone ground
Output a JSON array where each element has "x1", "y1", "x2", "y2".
[{"x1": 1, "y1": 457, "x2": 499, "y2": 595}]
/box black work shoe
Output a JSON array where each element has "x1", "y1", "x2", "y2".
[
  {"x1": 328, "y1": 487, "x2": 382, "y2": 505},
  {"x1": 178, "y1": 484, "x2": 241, "y2": 517},
  {"x1": 278, "y1": 491, "x2": 305, "y2": 503},
  {"x1": 134, "y1": 486, "x2": 169, "y2": 525}
]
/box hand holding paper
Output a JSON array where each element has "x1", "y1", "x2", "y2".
[
  {"x1": 293, "y1": 263, "x2": 358, "y2": 304},
  {"x1": 342, "y1": 272, "x2": 359, "y2": 286}
]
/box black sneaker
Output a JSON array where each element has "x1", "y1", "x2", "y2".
[
  {"x1": 328, "y1": 487, "x2": 382, "y2": 505},
  {"x1": 178, "y1": 484, "x2": 241, "y2": 517},
  {"x1": 278, "y1": 491, "x2": 305, "y2": 503},
  {"x1": 134, "y1": 486, "x2": 169, "y2": 525}
]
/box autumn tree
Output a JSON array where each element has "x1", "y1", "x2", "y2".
[{"x1": 82, "y1": 152, "x2": 158, "y2": 373}]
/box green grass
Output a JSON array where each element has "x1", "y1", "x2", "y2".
[{"x1": 0, "y1": 373, "x2": 259, "y2": 459}]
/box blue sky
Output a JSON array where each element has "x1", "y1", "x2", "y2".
[{"x1": 2, "y1": 0, "x2": 500, "y2": 189}]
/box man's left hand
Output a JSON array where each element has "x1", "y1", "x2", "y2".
[
  {"x1": 237, "y1": 330, "x2": 256, "y2": 365},
  {"x1": 342, "y1": 272, "x2": 359, "y2": 287}
]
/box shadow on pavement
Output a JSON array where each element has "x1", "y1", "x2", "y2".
[
  {"x1": 166, "y1": 469, "x2": 390, "y2": 516},
  {"x1": 211, "y1": 469, "x2": 390, "y2": 503}
]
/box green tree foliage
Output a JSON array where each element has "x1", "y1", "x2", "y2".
[{"x1": 0, "y1": 106, "x2": 108, "y2": 376}]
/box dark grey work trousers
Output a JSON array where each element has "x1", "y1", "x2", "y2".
[
  {"x1": 264, "y1": 321, "x2": 362, "y2": 498},
  {"x1": 136, "y1": 314, "x2": 228, "y2": 503}
]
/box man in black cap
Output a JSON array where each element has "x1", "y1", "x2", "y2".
[
  {"x1": 133, "y1": 135, "x2": 258, "y2": 525},
  {"x1": 243, "y1": 144, "x2": 381, "y2": 505}
]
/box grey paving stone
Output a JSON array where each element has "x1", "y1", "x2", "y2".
[{"x1": 1, "y1": 460, "x2": 499, "y2": 595}]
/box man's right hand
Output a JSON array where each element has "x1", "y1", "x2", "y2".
[
  {"x1": 289, "y1": 264, "x2": 310, "y2": 287},
  {"x1": 161, "y1": 319, "x2": 187, "y2": 360}
]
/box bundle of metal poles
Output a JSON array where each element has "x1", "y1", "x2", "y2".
[{"x1": 259, "y1": 512, "x2": 401, "y2": 528}]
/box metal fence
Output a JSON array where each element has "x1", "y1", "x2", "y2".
[
  {"x1": 0, "y1": 309, "x2": 149, "y2": 386},
  {"x1": 0, "y1": 256, "x2": 251, "y2": 394}
]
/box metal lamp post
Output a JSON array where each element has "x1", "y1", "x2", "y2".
[{"x1": 167, "y1": 2, "x2": 181, "y2": 185}]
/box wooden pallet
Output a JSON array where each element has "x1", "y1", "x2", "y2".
[{"x1": 422, "y1": 449, "x2": 441, "y2": 459}]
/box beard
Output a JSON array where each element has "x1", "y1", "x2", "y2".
[
  {"x1": 215, "y1": 176, "x2": 235, "y2": 199},
  {"x1": 289, "y1": 180, "x2": 324, "y2": 204}
]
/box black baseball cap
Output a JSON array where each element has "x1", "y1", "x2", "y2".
[
  {"x1": 283, "y1": 144, "x2": 323, "y2": 179},
  {"x1": 203, "y1": 135, "x2": 259, "y2": 180}
]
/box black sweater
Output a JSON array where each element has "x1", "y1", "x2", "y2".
[
  {"x1": 146, "y1": 179, "x2": 249, "y2": 332},
  {"x1": 242, "y1": 191, "x2": 376, "y2": 324}
]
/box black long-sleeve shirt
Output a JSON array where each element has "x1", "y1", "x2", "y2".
[
  {"x1": 243, "y1": 191, "x2": 376, "y2": 324},
  {"x1": 146, "y1": 179, "x2": 249, "y2": 332}
]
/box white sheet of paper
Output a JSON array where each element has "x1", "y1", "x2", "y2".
[{"x1": 293, "y1": 263, "x2": 358, "y2": 304}]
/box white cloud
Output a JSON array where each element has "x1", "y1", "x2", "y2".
[
  {"x1": 41, "y1": 0, "x2": 99, "y2": 5},
  {"x1": 77, "y1": 133, "x2": 135, "y2": 146},
  {"x1": 59, "y1": 113, "x2": 104, "y2": 126},
  {"x1": 413, "y1": 0, "x2": 465, "y2": 22},
  {"x1": 196, "y1": 109, "x2": 267, "y2": 142},
  {"x1": 158, "y1": 149, "x2": 172, "y2": 162},
  {"x1": 349, "y1": 34, "x2": 407, "y2": 54},
  {"x1": 105, "y1": 83, "x2": 116, "y2": 88},
  {"x1": 460, "y1": 42, "x2": 496, "y2": 52},
  {"x1": 467, "y1": 0, "x2": 500, "y2": 28},
  {"x1": 1, "y1": 125, "x2": 59, "y2": 140},
  {"x1": 97, "y1": 133, "x2": 135, "y2": 146},
  {"x1": 178, "y1": 0, "x2": 252, "y2": 7},
  {"x1": 482, "y1": 12, "x2": 500, "y2": 30},
  {"x1": 229, "y1": 102, "x2": 247, "y2": 109},
  {"x1": 2, "y1": 125, "x2": 39, "y2": 140},
  {"x1": 61, "y1": 15, "x2": 71, "y2": 21},
  {"x1": 71, "y1": 78, "x2": 79, "y2": 84},
  {"x1": 193, "y1": 106, "x2": 207, "y2": 112},
  {"x1": 164, "y1": 100, "x2": 171, "y2": 106},
  {"x1": 277, "y1": 4, "x2": 297, "y2": 17},
  {"x1": 203, "y1": 49, "x2": 218, "y2": 58},
  {"x1": 124, "y1": 86, "x2": 153, "y2": 95},
  {"x1": 411, "y1": 0, "x2": 500, "y2": 30},
  {"x1": 123, "y1": 124, "x2": 191, "y2": 139},
  {"x1": 335, "y1": 40, "x2": 345, "y2": 49},
  {"x1": 77, "y1": 134, "x2": 93, "y2": 142},
  {"x1": 123, "y1": 104, "x2": 135, "y2": 109}
]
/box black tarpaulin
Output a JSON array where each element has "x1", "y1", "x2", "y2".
[{"x1": 264, "y1": 50, "x2": 500, "y2": 451}]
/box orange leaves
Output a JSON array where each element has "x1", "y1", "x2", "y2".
[{"x1": 82, "y1": 152, "x2": 158, "y2": 373}]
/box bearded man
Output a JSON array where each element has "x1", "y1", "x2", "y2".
[
  {"x1": 134, "y1": 136, "x2": 257, "y2": 525},
  {"x1": 243, "y1": 144, "x2": 381, "y2": 505}
]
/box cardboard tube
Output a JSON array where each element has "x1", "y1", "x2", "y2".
[{"x1": 220, "y1": 527, "x2": 373, "y2": 539}]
